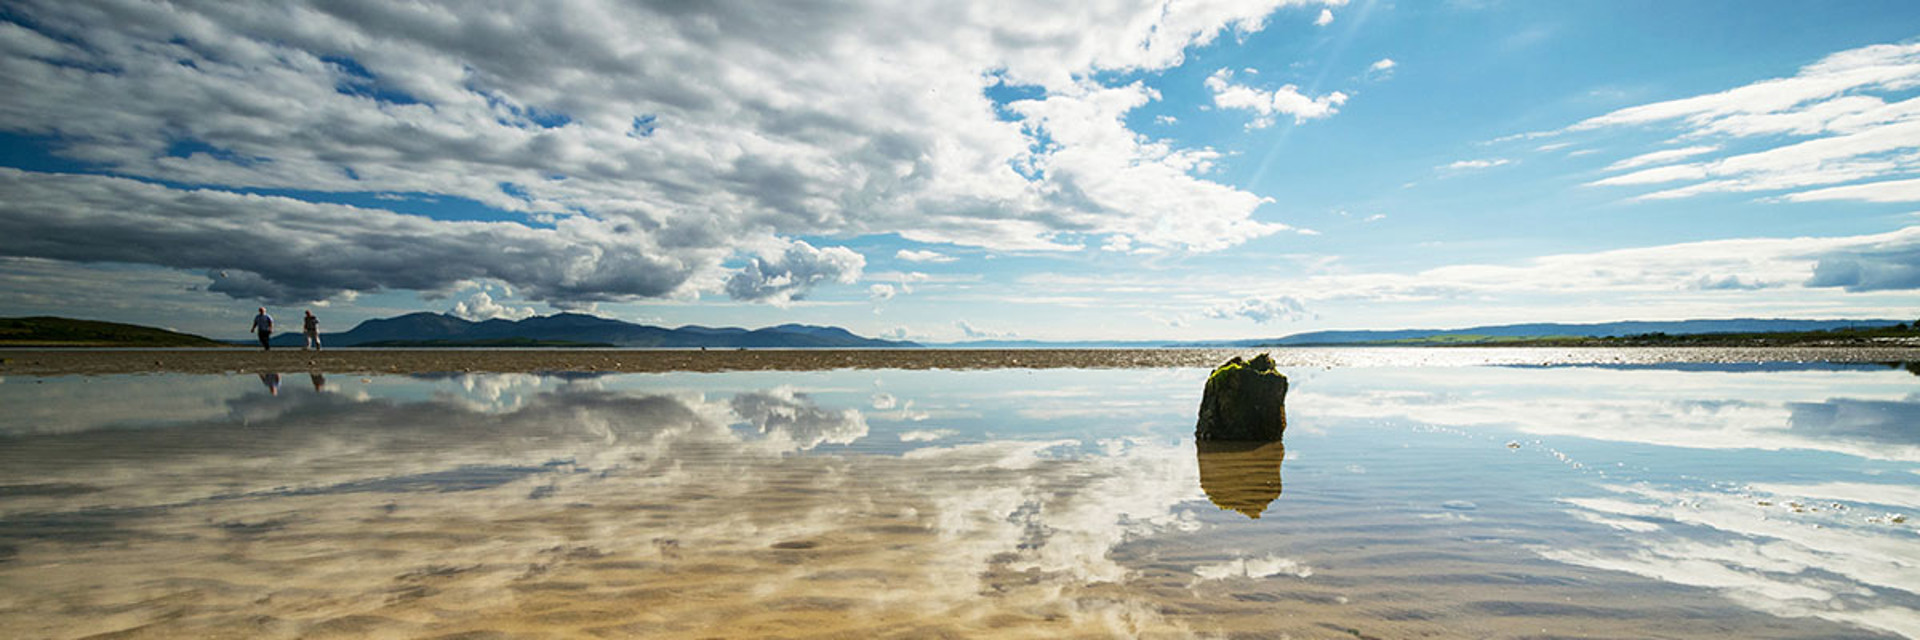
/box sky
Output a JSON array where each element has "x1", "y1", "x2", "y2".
[{"x1": 1, "y1": 0, "x2": 1917, "y2": 342}]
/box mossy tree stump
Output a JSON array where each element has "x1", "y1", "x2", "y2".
[{"x1": 1195, "y1": 353, "x2": 1288, "y2": 441}]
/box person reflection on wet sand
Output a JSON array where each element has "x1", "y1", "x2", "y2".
[
  {"x1": 1196, "y1": 440, "x2": 1285, "y2": 519},
  {"x1": 309, "y1": 372, "x2": 326, "y2": 391},
  {"x1": 257, "y1": 372, "x2": 280, "y2": 396}
]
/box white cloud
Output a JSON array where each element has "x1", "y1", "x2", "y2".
[
  {"x1": 868, "y1": 283, "x2": 896, "y2": 306},
  {"x1": 449, "y1": 288, "x2": 536, "y2": 321},
  {"x1": 1367, "y1": 57, "x2": 1396, "y2": 77},
  {"x1": 1203, "y1": 296, "x2": 1310, "y2": 324},
  {"x1": 1008, "y1": 80, "x2": 1293, "y2": 251},
  {"x1": 1569, "y1": 42, "x2": 1920, "y2": 131},
  {"x1": 1785, "y1": 176, "x2": 1920, "y2": 203},
  {"x1": 899, "y1": 429, "x2": 957, "y2": 442},
  {"x1": 1021, "y1": 224, "x2": 1920, "y2": 323},
  {"x1": 0, "y1": 0, "x2": 1341, "y2": 306},
  {"x1": 1569, "y1": 40, "x2": 1920, "y2": 202},
  {"x1": 896, "y1": 249, "x2": 956, "y2": 263},
  {"x1": 723, "y1": 239, "x2": 865, "y2": 306},
  {"x1": 1440, "y1": 158, "x2": 1510, "y2": 171},
  {"x1": 1605, "y1": 145, "x2": 1722, "y2": 171},
  {"x1": 1206, "y1": 68, "x2": 1350, "y2": 127},
  {"x1": 1314, "y1": 8, "x2": 1334, "y2": 26}
]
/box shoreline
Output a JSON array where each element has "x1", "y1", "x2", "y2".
[{"x1": 3, "y1": 346, "x2": 1918, "y2": 376}]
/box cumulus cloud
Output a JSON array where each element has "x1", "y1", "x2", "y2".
[
  {"x1": 450, "y1": 289, "x2": 537, "y2": 321},
  {"x1": 1206, "y1": 69, "x2": 1349, "y2": 127},
  {"x1": 1568, "y1": 40, "x2": 1920, "y2": 202},
  {"x1": 0, "y1": 0, "x2": 1340, "y2": 307},
  {"x1": 1314, "y1": 8, "x2": 1334, "y2": 26},
  {"x1": 1005, "y1": 80, "x2": 1292, "y2": 251},
  {"x1": 1204, "y1": 296, "x2": 1310, "y2": 324},
  {"x1": 724, "y1": 239, "x2": 865, "y2": 305},
  {"x1": 1367, "y1": 57, "x2": 1396, "y2": 77}
]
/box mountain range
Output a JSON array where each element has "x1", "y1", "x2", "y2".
[
  {"x1": 269, "y1": 312, "x2": 919, "y2": 348},
  {"x1": 16, "y1": 313, "x2": 1897, "y2": 349}
]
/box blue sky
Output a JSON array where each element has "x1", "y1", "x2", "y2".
[{"x1": 0, "y1": 0, "x2": 1916, "y2": 341}]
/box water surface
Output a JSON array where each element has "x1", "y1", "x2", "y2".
[{"x1": 1, "y1": 362, "x2": 1916, "y2": 638}]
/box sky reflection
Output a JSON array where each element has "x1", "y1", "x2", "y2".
[{"x1": 0, "y1": 363, "x2": 1915, "y2": 638}]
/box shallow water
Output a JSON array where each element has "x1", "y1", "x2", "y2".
[{"x1": 0, "y1": 362, "x2": 1916, "y2": 638}]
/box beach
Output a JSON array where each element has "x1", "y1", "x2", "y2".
[
  {"x1": 4, "y1": 345, "x2": 1918, "y2": 376},
  {"x1": 5, "y1": 359, "x2": 1918, "y2": 638}
]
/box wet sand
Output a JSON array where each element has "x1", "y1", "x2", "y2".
[
  {"x1": 3, "y1": 366, "x2": 1913, "y2": 638},
  {"x1": 3, "y1": 345, "x2": 1918, "y2": 376},
  {"x1": 0, "y1": 441, "x2": 1887, "y2": 639}
]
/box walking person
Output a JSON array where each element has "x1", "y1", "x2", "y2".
[
  {"x1": 303, "y1": 310, "x2": 321, "y2": 351},
  {"x1": 250, "y1": 307, "x2": 274, "y2": 351}
]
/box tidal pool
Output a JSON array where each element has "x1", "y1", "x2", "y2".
[{"x1": 0, "y1": 362, "x2": 1916, "y2": 638}]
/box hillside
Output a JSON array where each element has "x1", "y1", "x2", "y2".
[
  {"x1": 272, "y1": 312, "x2": 921, "y2": 348},
  {"x1": 0, "y1": 317, "x2": 228, "y2": 347}
]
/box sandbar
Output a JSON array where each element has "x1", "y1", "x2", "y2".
[{"x1": 2, "y1": 346, "x2": 1917, "y2": 376}]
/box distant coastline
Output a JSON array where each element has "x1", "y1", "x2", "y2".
[
  {"x1": 4, "y1": 345, "x2": 1920, "y2": 377},
  {"x1": 4, "y1": 314, "x2": 1915, "y2": 351}
]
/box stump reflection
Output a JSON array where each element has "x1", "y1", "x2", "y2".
[{"x1": 1196, "y1": 440, "x2": 1285, "y2": 519}]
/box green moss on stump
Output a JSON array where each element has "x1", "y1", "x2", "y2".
[{"x1": 1196, "y1": 353, "x2": 1288, "y2": 441}]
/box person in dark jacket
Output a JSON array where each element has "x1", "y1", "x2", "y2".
[{"x1": 250, "y1": 307, "x2": 273, "y2": 351}]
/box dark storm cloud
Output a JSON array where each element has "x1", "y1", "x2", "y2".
[
  {"x1": 1806, "y1": 246, "x2": 1920, "y2": 292},
  {"x1": 0, "y1": 169, "x2": 708, "y2": 304}
]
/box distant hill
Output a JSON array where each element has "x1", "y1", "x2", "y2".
[
  {"x1": 1203, "y1": 318, "x2": 1911, "y2": 347},
  {"x1": 920, "y1": 318, "x2": 1913, "y2": 348},
  {"x1": 0, "y1": 316, "x2": 227, "y2": 347},
  {"x1": 272, "y1": 312, "x2": 920, "y2": 348}
]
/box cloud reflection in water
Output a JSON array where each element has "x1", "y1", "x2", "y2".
[{"x1": 0, "y1": 364, "x2": 1915, "y2": 638}]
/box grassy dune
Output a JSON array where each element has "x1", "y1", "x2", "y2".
[{"x1": 0, "y1": 317, "x2": 228, "y2": 347}]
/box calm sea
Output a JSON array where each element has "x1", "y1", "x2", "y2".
[{"x1": 1, "y1": 357, "x2": 1915, "y2": 638}]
